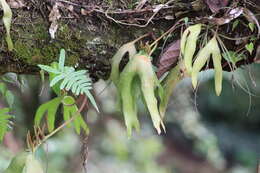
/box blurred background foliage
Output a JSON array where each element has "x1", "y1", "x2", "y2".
[{"x1": 1, "y1": 63, "x2": 260, "y2": 173}]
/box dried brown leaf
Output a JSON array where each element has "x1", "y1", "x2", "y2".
[
  {"x1": 156, "y1": 40, "x2": 180, "y2": 78},
  {"x1": 7, "y1": 0, "x2": 25, "y2": 8},
  {"x1": 49, "y1": 3, "x2": 61, "y2": 39}
]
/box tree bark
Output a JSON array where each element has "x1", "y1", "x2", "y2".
[{"x1": 0, "y1": 0, "x2": 259, "y2": 81}]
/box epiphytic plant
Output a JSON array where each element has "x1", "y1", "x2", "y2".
[
  {"x1": 180, "y1": 24, "x2": 223, "y2": 96},
  {"x1": 110, "y1": 40, "x2": 165, "y2": 136},
  {"x1": 181, "y1": 24, "x2": 202, "y2": 74},
  {"x1": 36, "y1": 49, "x2": 96, "y2": 134},
  {"x1": 191, "y1": 36, "x2": 223, "y2": 96},
  {"x1": 0, "y1": 0, "x2": 13, "y2": 51}
]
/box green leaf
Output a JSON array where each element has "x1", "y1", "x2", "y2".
[
  {"x1": 222, "y1": 51, "x2": 246, "y2": 64},
  {"x1": 3, "y1": 152, "x2": 28, "y2": 173},
  {"x1": 49, "y1": 63, "x2": 61, "y2": 95},
  {"x1": 50, "y1": 73, "x2": 66, "y2": 87},
  {"x1": 183, "y1": 17, "x2": 189, "y2": 26},
  {"x1": 248, "y1": 22, "x2": 255, "y2": 32},
  {"x1": 34, "y1": 97, "x2": 63, "y2": 132},
  {"x1": 245, "y1": 42, "x2": 254, "y2": 55},
  {"x1": 5, "y1": 90, "x2": 14, "y2": 107},
  {"x1": 0, "y1": 107, "x2": 10, "y2": 114},
  {"x1": 62, "y1": 96, "x2": 75, "y2": 105},
  {"x1": 84, "y1": 90, "x2": 99, "y2": 112},
  {"x1": 59, "y1": 49, "x2": 66, "y2": 71},
  {"x1": 63, "y1": 105, "x2": 72, "y2": 127},
  {"x1": 38, "y1": 65, "x2": 60, "y2": 74},
  {"x1": 34, "y1": 102, "x2": 49, "y2": 126},
  {"x1": 0, "y1": 107, "x2": 12, "y2": 141},
  {"x1": 0, "y1": 0, "x2": 13, "y2": 51},
  {"x1": 47, "y1": 97, "x2": 63, "y2": 132},
  {"x1": 232, "y1": 20, "x2": 239, "y2": 31},
  {"x1": 0, "y1": 82, "x2": 7, "y2": 94},
  {"x1": 39, "y1": 49, "x2": 98, "y2": 112},
  {"x1": 62, "y1": 104, "x2": 89, "y2": 134}
]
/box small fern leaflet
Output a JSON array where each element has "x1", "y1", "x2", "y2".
[{"x1": 0, "y1": 108, "x2": 12, "y2": 141}]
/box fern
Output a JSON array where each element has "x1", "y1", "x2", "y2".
[
  {"x1": 0, "y1": 108, "x2": 12, "y2": 141},
  {"x1": 0, "y1": 0, "x2": 13, "y2": 51},
  {"x1": 34, "y1": 96, "x2": 89, "y2": 134},
  {"x1": 38, "y1": 49, "x2": 99, "y2": 112},
  {"x1": 34, "y1": 97, "x2": 63, "y2": 132}
]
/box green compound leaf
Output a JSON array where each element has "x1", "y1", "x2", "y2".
[
  {"x1": 38, "y1": 50, "x2": 98, "y2": 112},
  {"x1": 0, "y1": 107, "x2": 12, "y2": 141},
  {"x1": 38, "y1": 65, "x2": 60, "y2": 74}
]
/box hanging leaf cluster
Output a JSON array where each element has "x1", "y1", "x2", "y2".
[
  {"x1": 181, "y1": 24, "x2": 223, "y2": 96},
  {"x1": 110, "y1": 42, "x2": 166, "y2": 136},
  {"x1": 0, "y1": 0, "x2": 13, "y2": 51}
]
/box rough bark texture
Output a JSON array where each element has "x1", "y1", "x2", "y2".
[{"x1": 0, "y1": 0, "x2": 259, "y2": 81}]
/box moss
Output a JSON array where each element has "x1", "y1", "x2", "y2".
[{"x1": 12, "y1": 22, "x2": 86, "y2": 66}]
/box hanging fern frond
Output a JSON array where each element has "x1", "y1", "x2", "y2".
[
  {"x1": 38, "y1": 49, "x2": 99, "y2": 112},
  {"x1": 0, "y1": 0, "x2": 13, "y2": 51},
  {"x1": 34, "y1": 97, "x2": 63, "y2": 132},
  {"x1": 0, "y1": 107, "x2": 12, "y2": 141},
  {"x1": 34, "y1": 96, "x2": 89, "y2": 134},
  {"x1": 62, "y1": 96, "x2": 89, "y2": 134}
]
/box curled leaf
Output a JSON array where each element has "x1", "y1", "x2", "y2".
[
  {"x1": 110, "y1": 41, "x2": 137, "y2": 85},
  {"x1": 0, "y1": 0, "x2": 14, "y2": 51},
  {"x1": 192, "y1": 36, "x2": 223, "y2": 95},
  {"x1": 118, "y1": 52, "x2": 165, "y2": 135},
  {"x1": 181, "y1": 24, "x2": 202, "y2": 74}
]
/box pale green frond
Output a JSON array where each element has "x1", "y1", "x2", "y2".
[{"x1": 0, "y1": 107, "x2": 12, "y2": 141}]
